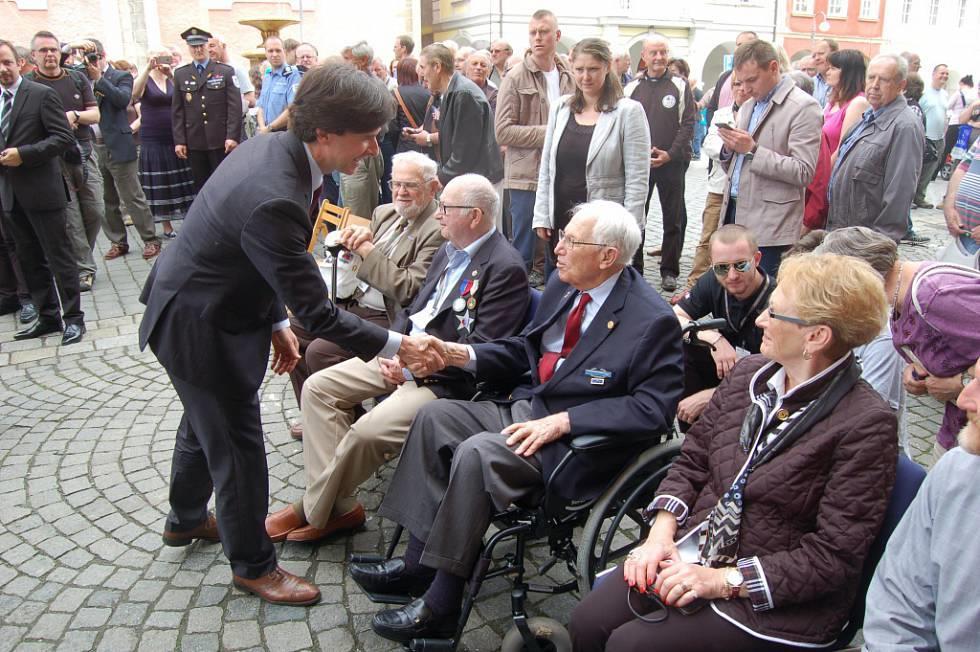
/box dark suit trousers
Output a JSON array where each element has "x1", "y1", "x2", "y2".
[
  {"x1": 570, "y1": 569, "x2": 805, "y2": 652},
  {"x1": 187, "y1": 149, "x2": 227, "y2": 194},
  {"x1": 644, "y1": 161, "x2": 688, "y2": 277},
  {"x1": 287, "y1": 302, "x2": 390, "y2": 405},
  {"x1": 167, "y1": 374, "x2": 276, "y2": 579},
  {"x1": 377, "y1": 399, "x2": 543, "y2": 578},
  {"x1": 2, "y1": 198, "x2": 83, "y2": 325},
  {"x1": 0, "y1": 216, "x2": 30, "y2": 304}
]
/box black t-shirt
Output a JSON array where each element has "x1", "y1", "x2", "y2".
[
  {"x1": 29, "y1": 69, "x2": 97, "y2": 141},
  {"x1": 678, "y1": 270, "x2": 774, "y2": 353}
]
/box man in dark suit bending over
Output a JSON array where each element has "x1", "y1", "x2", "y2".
[
  {"x1": 139, "y1": 63, "x2": 441, "y2": 606},
  {"x1": 350, "y1": 200, "x2": 685, "y2": 642}
]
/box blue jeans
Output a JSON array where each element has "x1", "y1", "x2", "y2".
[{"x1": 509, "y1": 189, "x2": 536, "y2": 269}]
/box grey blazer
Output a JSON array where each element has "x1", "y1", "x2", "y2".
[
  {"x1": 533, "y1": 96, "x2": 650, "y2": 230},
  {"x1": 826, "y1": 96, "x2": 925, "y2": 241}
]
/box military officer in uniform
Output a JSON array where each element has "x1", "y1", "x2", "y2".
[{"x1": 172, "y1": 26, "x2": 243, "y2": 192}]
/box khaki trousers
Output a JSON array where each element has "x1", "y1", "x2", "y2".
[
  {"x1": 685, "y1": 191, "x2": 723, "y2": 289},
  {"x1": 300, "y1": 356, "x2": 437, "y2": 528}
]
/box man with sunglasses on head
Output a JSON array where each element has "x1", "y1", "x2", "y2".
[{"x1": 673, "y1": 224, "x2": 774, "y2": 428}]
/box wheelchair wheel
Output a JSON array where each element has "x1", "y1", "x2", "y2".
[
  {"x1": 576, "y1": 439, "x2": 683, "y2": 595},
  {"x1": 500, "y1": 617, "x2": 572, "y2": 652}
]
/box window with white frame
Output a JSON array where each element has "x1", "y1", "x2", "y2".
[
  {"x1": 793, "y1": 0, "x2": 813, "y2": 14},
  {"x1": 860, "y1": 0, "x2": 880, "y2": 20},
  {"x1": 902, "y1": 0, "x2": 913, "y2": 22},
  {"x1": 828, "y1": 0, "x2": 847, "y2": 17},
  {"x1": 929, "y1": 0, "x2": 940, "y2": 24}
]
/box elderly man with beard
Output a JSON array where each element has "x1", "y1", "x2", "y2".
[
  {"x1": 861, "y1": 358, "x2": 980, "y2": 652},
  {"x1": 286, "y1": 151, "x2": 447, "y2": 439},
  {"x1": 265, "y1": 173, "x2": 528, "y2": 544}
]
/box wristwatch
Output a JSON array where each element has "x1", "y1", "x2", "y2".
[
  {"x1": 744, "y1": 143, "x2": 759, "y2": 161},
  {"x1": 425, "y1": 133, "x2": 432, "y2": 146},
  {"x1": 723, "y1": 567, "x2": 744, "y2": 600}
]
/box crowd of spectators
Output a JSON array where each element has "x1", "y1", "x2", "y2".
[{"x1": 2, "y1": 11, "x2": 979, "y2": 651}]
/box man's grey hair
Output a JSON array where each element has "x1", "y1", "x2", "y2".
[
  {"x1": 573, "y1": 201, "x2": 641, "y2": 266},
  {"x1": 392, "y1": 151, "x2": 438, "y2": 183},
  {"x1": 450, "y1": 174, "x2": 497, "y2": 227},
  {"x1": 467, "y1": 50, "x2": 492, "y2": 66},
  {"x1": 643, "y1": 34, "x2": 671, "y2": 51},
  {"x1": 813, "y1": 226, "x2": 898, "y2": 278},
  {"x1": 456, "y1": 46, "x2": 475, "y2": 60},
  {"x1": 491, "y1": 40, "x2": 513, "y2": 55},
  {"x1": 788, "y1": 70, "x2": 814, "y2": 95},
  {"x1": 351, "y1": 40, "x2": 374, "y2": 61},
  {"x1": 877, "y1": 53, "x2": 909, "y2": 81}
]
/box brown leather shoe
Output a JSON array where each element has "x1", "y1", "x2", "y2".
[
  {"x1": 233, "y1": 566, "x2": 321, "y2": 606},
  {"x1": 646, "y1": 246, "x2": 662, "y2": 257},
  {"x1": 286, "y1": 503, "x2": 365, "y2": 543},
  {"x1": 162, "y1": 512, "x2": 220, "y2": 547},
  {"x1": 289, "y1": 422, "x2": 303, "y2": 440},
  {"x1": 104, "y1": 243, "x2": 129, "y2": 260},
  {"x1": 266, "y1": 505, "x2": 306, "y2": 543},
  {"x1": 142, "y1": 241, "x2": 161, "y2": 260}
]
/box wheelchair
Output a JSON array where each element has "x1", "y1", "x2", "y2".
[{"x1": 350, "y1": 317, "x2": 728, "y2": 651}]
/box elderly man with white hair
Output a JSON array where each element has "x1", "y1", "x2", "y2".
[
  {"x1": 350, "y1": 200, "x2": 684, "y2": 643},
  {"x1": 266, "y1": 173, "x2": 529, "y2": 545},
  {"x1": 464, "y1": 49, "x2": 497, "y2": 111},
  {"x1": 827, "y1": 54, "x2": 925, "y2": 241}
]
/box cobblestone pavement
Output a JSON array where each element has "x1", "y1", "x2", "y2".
[{"x1": 0, "y1": 163, "x2": 950, "y2": 651}]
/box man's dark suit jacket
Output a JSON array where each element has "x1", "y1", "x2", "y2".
[
  {"x1": 390, "y1": 229, "x2": 529, "y2": 399},
  {"x1": 472, "y1": 266, "x2": 684, "y2": 500},
  {"x1": 139, "y1": 131, "x2": 390, "y2": 396},
  {"x1": 93, "y1": 66, "x2": 140, "y2": 163},
  {"x1": 0, "y1": 78, "x2": 73, "y2": 213},
  {"x1": 437, "y1": 73, "x2": 504, "y2": 185}
]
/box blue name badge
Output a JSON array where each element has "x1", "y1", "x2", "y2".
[{"x1": 585, "y1": 368, "x2": 613, "y2": 385}]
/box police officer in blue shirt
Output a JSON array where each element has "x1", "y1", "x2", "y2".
[{"x1": 257, "y1": 36, "x2": 302, "y2": 133}]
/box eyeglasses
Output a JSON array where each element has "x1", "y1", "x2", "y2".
[
  {"x1": 712, "y1": 259, "x2": 753, "y2": 276},
  {"x1": 557, "y1": 229, "x2": 610, "y2": 250},
  {"x1": 388, "y1": 180, "x2": 423, "y2": 191},
  {"x1": 767, "y1": 305, "x2": 814, "y2": 327},
  {"x1": 435, "y1": 200, "x2": 477, "y2": 215}
]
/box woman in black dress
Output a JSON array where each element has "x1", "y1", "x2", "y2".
[{"x1": 132, "y1": 52, "x2": 196, "y2": 238}]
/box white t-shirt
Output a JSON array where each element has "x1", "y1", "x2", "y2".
[{"x1": 543, "y1": 66, "x2": 560, "y2": 105}]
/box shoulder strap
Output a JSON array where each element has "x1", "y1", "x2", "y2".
[{"x1": 393, "y1": 88, "x2": 419, "y2": 129}]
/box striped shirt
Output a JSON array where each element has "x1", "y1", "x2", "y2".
[{"x1": 955, "y1": 139, "x2": 980, "y2": 232}]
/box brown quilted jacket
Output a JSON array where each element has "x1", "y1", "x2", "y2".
[{"x1": 657, "y1": 354, "x2": 897, "y2": 646}]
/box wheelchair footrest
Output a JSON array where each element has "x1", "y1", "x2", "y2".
[
  {"x1": 408, "y1": 637, "x2": 456, "y2": 651},
  {"x1": 361, "y1": 590, "x2": 413, "y2": 605}
]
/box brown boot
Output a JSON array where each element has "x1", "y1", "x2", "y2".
[
  {"x1": 104, "y1": 242, "x2": 129, "y2": 260},
  {"x1": 233, "y1": 566, "x2": 321, "y2": 606}
]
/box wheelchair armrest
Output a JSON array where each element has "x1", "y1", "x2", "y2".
[{"x1": 569, "y1": 431, "x2": 670, "y2": 453}]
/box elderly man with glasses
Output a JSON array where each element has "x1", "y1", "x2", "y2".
[
  {"x1": 350, "y1": 200, "x2": 683, "y2": 643},
  {"x1": 673, "y1": 224, "x2": 774, "y2": 428},
  {"x1": 285, "y1": 151, "x2": 447, "y2": 440},
  {"x1": 266, "y1": 173, "x2": 528, "y2": 544}
]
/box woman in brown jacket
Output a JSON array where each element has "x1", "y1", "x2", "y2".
[{"x1": 571, "y1": 253, "x2": 898, "y2": 651}]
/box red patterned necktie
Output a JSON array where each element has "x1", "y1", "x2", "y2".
[{"x1": 538, "y1": 292, "x2": 592, "y2": 383}]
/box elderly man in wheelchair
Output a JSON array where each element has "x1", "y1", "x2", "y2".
[{"x1": 348, "y1": 200, "x2": 685, "y2": 646}]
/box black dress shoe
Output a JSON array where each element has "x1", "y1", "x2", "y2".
[
  {"x1": 14, "y1": 318, "x2": 62, "y2": 341},
  {"x1": 62, "y1": 323, "x2": 86, "y2": 346},
  {"x1": 349, "y1": 557, "x2": 434, "y2": 598},
  {"x1": 371, "y1": 597, "x2": 459, "y2": 643},
  {"x1": 19, "y1": 302, "x2": 38, "y2": 324}
]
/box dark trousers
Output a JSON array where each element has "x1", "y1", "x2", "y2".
[
  {"x1": 680, "y1": 341, "x2": 722, "y2": 431},
  {"x1": 377, "y1": 399, "x2": 543, "y2": 578},
  {"x1": 570, "y1": 569, "x2": 807, "y2": 652},
  {"x1": 187, "y1": 148, "x2": 227, "y2": 194},
  {"x1": 0, "y1": 216, "x2": 30, "y2": 305},
  {"x1": 644, "y1": 161, "x2": 688, "y2": 277},
  {"x1": 2, "y1": 199, "x2": 83, "y2": 325},
  {"x1": 166, "y1": 373, "x2": 276, "y2": 579},
  {"x1": 287, "y1": 302, "x2": 390, "y2": 405},
  {"x1": 724, "y1": 198, "x2": 787, "y2": 278}
]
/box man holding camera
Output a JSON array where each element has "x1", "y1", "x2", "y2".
[
  {"x1": 67, "y1": 37, "x2": 161, "y2": 261},
  {"x1": 27, "y1": 31, "x2": 103, "y2": 292}
]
